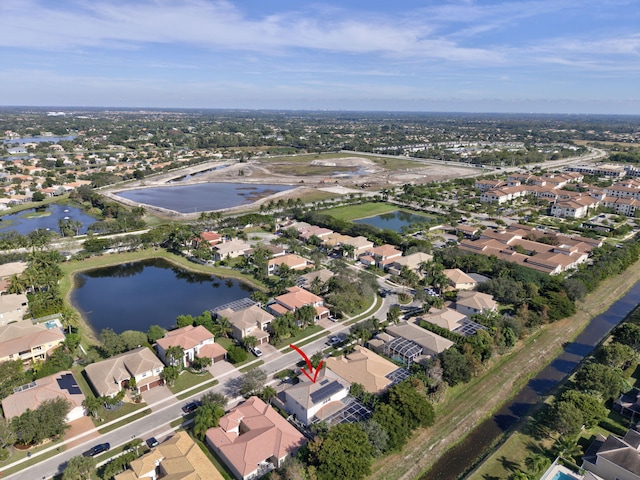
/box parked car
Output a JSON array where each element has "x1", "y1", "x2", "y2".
[
  {"x1": 327, "y1": 336, "x2": 341, "y2": 347},
  {"x1": 251, "y1": 347, "x2": 263, "y2": 357},
  {"x1": 182, "y1": 400, "x2": 202, "y2": 414},
  {"x1": 83, "y1": 443, "x2": 110, "y2": 457},
  {"x1": 146, "y1": 437, "x2": 159, "y2": 448}
]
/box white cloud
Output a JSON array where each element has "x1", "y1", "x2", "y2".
[{"x1": 0, "y1": 0, "x2": 503, "y2": 64}]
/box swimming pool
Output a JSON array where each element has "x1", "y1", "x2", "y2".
[{"x1": 552, "y1": 471, "x2": 578, "y2": 480}]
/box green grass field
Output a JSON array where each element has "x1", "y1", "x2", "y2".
[{"x1": 317, "y1": 202, "x2": 400, "y2": 221}]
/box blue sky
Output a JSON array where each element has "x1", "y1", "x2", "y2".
[{"x1": 0, "y1": 0, "x2": 638, "y2": 113}]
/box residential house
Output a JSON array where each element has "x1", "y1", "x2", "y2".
[
  {"x1": 444, "y1": 268, "x2": 478, "y2": 290},
  {"x1": 603, "y1": 196, "x2": 640, "y2": 216},
  {"x1": 1, "y1": 371, "x2": 86, "y2": 423},
  {"x1": 280, "y1": 368, "x2": 350, "y2": 425},
  {"x1": 156, "y1": 325, "x2": 226, "y2": 366},
  {"x1": 457, "y1": 225, "x2": 592, "y2": 275},
  {"x1": 249, "y1": 244, "x2": 286, "y2": 258},
  {"x1": 456, "y1": 224, "x2": 480, "y2": 238},
  {"x1": 614, "y1": 388, "x2": 640, "y2": 422},
  {"x1": 214, "y1": 303, "x2": 274, "y2": 345},
  {"x1": 0, "y1": 262, "x2": 27, "y2": 294},
  {"x1": 269, "y1": 286, "x2": 330, "y2": 321},
  {"x1": 0, "y1": 319, "x2": 65, "y2": 364},
  {"x1": 205, "y1": 396, "x2": 307, "y2": 480},
  {"x1": 196, "y1": 231, "x2": 224, "y2": 248},
  {"x1": 325, "y1": 346, "x2": 400, "y2": 394},
  {"x1": 0, "y1": 292, "x2": 29, "y2": 325},
  {"x1": 340, "y1": 235, "x2": 374, "y2": 259},
  {"x1": 214, "y1": 240, "x2": 252, "y2": 261},
  {"x1": 582, "y1": 429, "x2": 640, "y2": 480},
  {"x1": 566, "y1": 164, "x2": 626, "y2": 178},
  {"x1": 267, "y1": 254, "x2": 312, "y2": 276},
  {"x1": 475, "y1": 179, "x2": 506, "y2": 192},
  {"x1": 358, "y1": 244, "x2": 403, "y2": 269},
  {"x1": 323, "y1": 233, "x2": 373, "y2": 259},
  {"x1": 296, "y1": 268, "x2": 334, "y2": 291},
  {"x1": 386, "y1": 252, "x2": 434, "y2": 277},
  {"x1": 84, "y1": 347, "x2": 165, "y2": 397},
  {"x1": 455, "y1": 291, "x2": 498, "y2": 316},
  {"x1": 115, "y1": 430, "x2": 224, "y2": 480},
  {"x1": 420, "y1": 307, "x2": 467, "y2": 332},
  {"x1": 383, "y1": 322, "x2": 454, "y2": 366},
  {"x1": 298, "y1": 225, "x2": 333, "y2": 242},
  {"x1": 550, "y1": 196, "x2": 600, "y2": 219}
]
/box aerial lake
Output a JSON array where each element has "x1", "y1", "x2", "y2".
[
  {"x1": 0, "y1": 204, "x2": 97, "y2": 236},
  {"x1": 354, "y1": 210, "x2": 433, "y2": 232},
  {"x1": 2, "y1": 135, "x2": 77, "y2": 145},
  {"x1": 115, "y1": 182, "x2": 293, "y2": 213},
  {"x1": 70, "y1": 258, "x2": 255, "y2": 334}
]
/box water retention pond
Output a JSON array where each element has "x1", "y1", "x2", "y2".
[{"x1": 425, "y1": 280, "x2": 640, "y2": 480}]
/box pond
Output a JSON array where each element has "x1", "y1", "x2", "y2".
[
  {"x1": 2, "y1": 135, "x2": 77, "y2": 145},
  {"x1": 115, "y1": 182, "x2": 294, "y2": 213},
  {"x1": 70, "y1": 258, "x2": 255, "y2": 334},
  {"x1": 0, "y1": 204, "x2": 97, "y2": 236},
  {"x1": 353, "y1": 210, "x2": 433, "y2": 232}
]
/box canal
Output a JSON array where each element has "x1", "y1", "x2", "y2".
[{"x1": 424, "y1": 279, "x2": 640, "y2": 480}]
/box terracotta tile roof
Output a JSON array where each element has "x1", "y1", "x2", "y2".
[
  {"x1": 1, "y1": 371, "x2": 85, "y2": 420},
  {"x1": 206, "y1": 397, "x2": 307, "y2": 479},
  {"x1": 0, "y1": 319, "x2": 65, "y2": 360},
  {"x1": 197, "y1": 342, "x2": 227, "y2": 359},
  {"x1": 274, "y1": 286, "x2": 322, "y2": 311},
  {"x1": 156, "y1": 325, "x2": 214, "y2": 351}
]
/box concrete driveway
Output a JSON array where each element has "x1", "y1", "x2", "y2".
[{"x1": 140, "y1": 385, "x2": 175, "y2": 410}]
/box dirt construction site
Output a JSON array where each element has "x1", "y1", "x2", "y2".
[{"x1": 103, "y1": 153, "x2": 482, "y2": 219}]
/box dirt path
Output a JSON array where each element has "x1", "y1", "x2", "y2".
[{"x1": 369, "y1": 259, "x2": 640, "y2": 480}]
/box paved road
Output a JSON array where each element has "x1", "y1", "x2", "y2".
[{"x1": 6, "y1": 277, "x2": 401, "y2": 480}]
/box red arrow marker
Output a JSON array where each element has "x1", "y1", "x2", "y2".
[{"x1": 290, "y1": 344, "x2": 324, "y2": 383}]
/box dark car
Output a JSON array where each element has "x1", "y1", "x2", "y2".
[
  {"x1": 182, "y1": 400, "x2": 202, "y2": 414},
  {"x1": 146, "y1": 437, "x2": 159, "y2": 448},
  {"x1": 82, "y1": 443, "x2": 110, "y2": 457}
]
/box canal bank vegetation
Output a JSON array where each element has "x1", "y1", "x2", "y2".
[
  {"x1": 471, "y1": 306, "x2": 640, "y2": 480},
  {"x1": 369, "y1": 237, "x2": 640, "y2": 480}
]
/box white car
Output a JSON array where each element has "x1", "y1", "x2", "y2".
[{"x1": 251, "y1": 347, "x2": 263, "y2": 357}]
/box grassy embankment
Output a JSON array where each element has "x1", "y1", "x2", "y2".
[
  {"x1": 59, "y1": 248, "x2": 267, "y2": 343},
  {"x1": 320, "y1": 202, "x2": 413, "y2": 221},
  {"x1": 369, "y1": 258, "x2": 640, "y2": 480}
]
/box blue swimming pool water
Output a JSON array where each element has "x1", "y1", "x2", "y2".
[{"x1": 552, "y1": 471, "x2": 578, "y2": 480}]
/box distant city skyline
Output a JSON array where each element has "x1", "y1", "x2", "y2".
[{"x1": 1, "y1": 0, "x2": 638, "y2": 114}]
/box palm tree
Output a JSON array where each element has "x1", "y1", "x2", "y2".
[
  {"x1": 341, "y1": 243, "x2": 356, "y2": 260},
  {"x1": 242, "y1": 336, "x2": 258, "y2": 351},
  {"x1": 193, "y1": 403, "x2": 225, "y2": 440},
  {"x1": 553, "y1": 436, "x2": 583, "y2": 462},
  {"x1": 165, "y1": 345, "x2": 185, "y2": 368},
  {"x1": 213, "y1": 316, "x2": 233, "y2": 338},
  {"x1": 261, "y1": 385, "x2": 277, "y2": 405},
  {"x1": 7, "y1": 274, "x2": 27, "y2": 294},
  {"x1": 524, "y1": 454, "x2": 548, "y2": 475},
  {"x1": 62, "y1": 455, "x2": 96, "y2": 480},
  {"x1": 82, "y1": 396, "x2": 103, "y2": 418}
]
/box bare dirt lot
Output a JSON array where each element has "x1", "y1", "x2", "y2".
[{"x1": 105, "y1": 154, "x2": 481, "y2": 218}]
